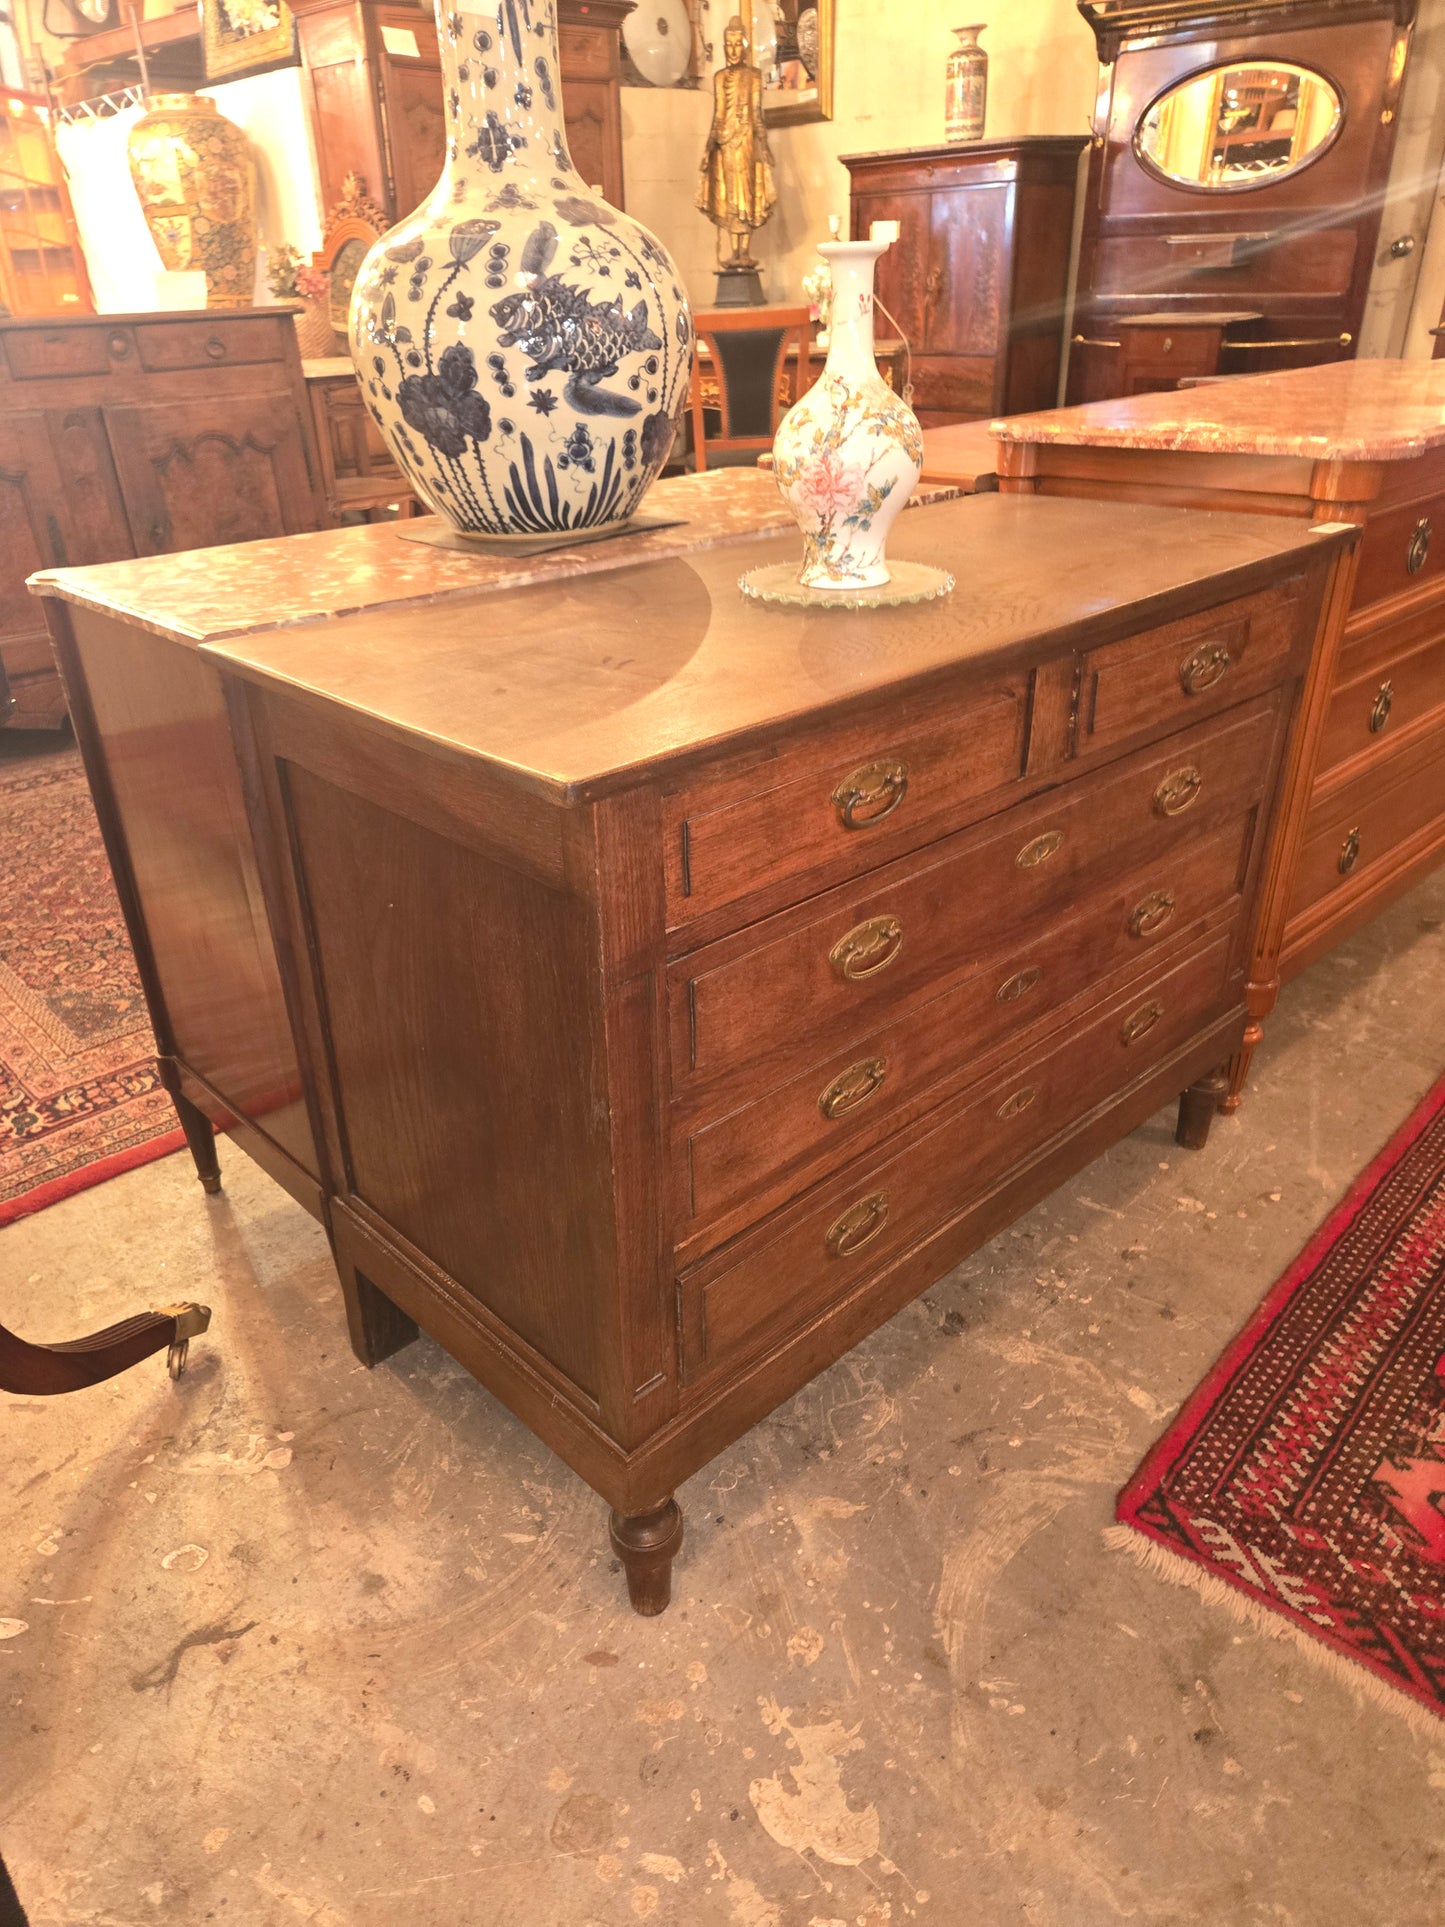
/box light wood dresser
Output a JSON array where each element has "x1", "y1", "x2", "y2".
[
  {"x1": 33, "y1": 486, "x2": 1349, "y2": 1612},
  {"x1": 994, "y1": 361, "x2": 1445, "y2": 1106}
]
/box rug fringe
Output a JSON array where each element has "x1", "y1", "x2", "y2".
[{"x1": 1103, "y1": 1522, "x2": 1443, "y2": 1739}]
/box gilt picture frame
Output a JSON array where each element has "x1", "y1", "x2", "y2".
[
  {"x1": 754, "y1": 0, "x2": 834, "y2": 127},
  {"x1": 201, "y1": 0, "x2": 298, "y2": 82}
]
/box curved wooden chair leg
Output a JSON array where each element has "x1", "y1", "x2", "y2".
[{"x1": 0, "y1": 1303, "x2": 211, "y2": 1396}]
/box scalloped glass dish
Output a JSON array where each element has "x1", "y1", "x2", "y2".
[{"x1": 739, "y1": 561, "x2": 955, "y2": 609}]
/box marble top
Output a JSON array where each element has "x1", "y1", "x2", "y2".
[
  {"x1": 29, "y1": 469, "x2": 954, "y2": 649},
  {"x1": 992, "y1": 360, "x2": 1445, "y2": 463}
]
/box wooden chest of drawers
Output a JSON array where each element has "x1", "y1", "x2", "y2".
[
  {"x1": 34, "y1": 491, "x2": 1348, "y2": 1613},
  {"x1": 995, "y1": 361, "x2": 1445, "y2": 1105}
]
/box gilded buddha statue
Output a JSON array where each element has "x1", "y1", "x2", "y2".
[{"x1": 697, "y1": 14, "x2": 778, "y2": 304}]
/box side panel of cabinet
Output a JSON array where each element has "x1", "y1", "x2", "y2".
[{"x1": 104, "y1": 392, "x2": 321, "y2": 556}]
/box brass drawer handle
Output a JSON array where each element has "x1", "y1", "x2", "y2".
[
  {"x1": 1369, "y1": 681, "x2": 1394, "y2": 734},
  {"x1": 832, "y1": 758, "x2": 909, "y2": 831},
  {"x1": 818, "y1": 1057, "x2": 888, "y2": 1120},
  {"x1": 997, "y1": 1085, "x2": 1038, "y2": 1120},
  {"x1": 1016, "y1": 829, "x2": 1064, "y2": 870},
  {"x1": 825, "y1": 1191, "x2": 890, "y2": 1259},
  {"x1": 1339, "y1": 826, "x2": 1362, "y2": 875},
  {"x1": 1180, "y1": 642, "x2": 1232, "y2": 695},
  {"x1": 1129, "y1": 889, "x2": 1176, "y2": 940},
  {"x1": 829, "y1": 914, "x2": 903, "y2": 982},
  {"x1": 1408, "y1": 517, "x2": 1432, "y2": 576},
  {"x1": 1154, "y1": 765, "x2": 1203, "y2": 817},
  {"x1": 996, "y1": 965, "x2": 1043, "y2": 1004},
  {"x1": 205, "y1": 335, "x2": 228, "y2": 361},
  {"x1": 1122, "y1": 1000, "x2": 1164, "y2": 1046}
]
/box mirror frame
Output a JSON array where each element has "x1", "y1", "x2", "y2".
[
  {"x1": 1132, "y1": 57, "x2": 1346, "y2": 196},
  {"x1": 755, "y1": 0, "x2": 835, "y2": 128}
]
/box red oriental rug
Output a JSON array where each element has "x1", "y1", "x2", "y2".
[
  {"x1": 1115, "y1": 1072, "x2": 1445, "y2": 1727},
  {"x1": 0, "y1": 738, "x2": 180, "y2": 1226}
]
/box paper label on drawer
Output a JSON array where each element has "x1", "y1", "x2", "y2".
[{"x1": 380, "y1": 24, "x2": 419, "y2": 54}]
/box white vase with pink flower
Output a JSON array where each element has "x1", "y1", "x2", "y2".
[{"x1": 772, "y1": 236, "x2": 923, "y2": 591}]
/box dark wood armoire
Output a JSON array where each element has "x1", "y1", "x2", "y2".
[
  {"x1": 294, "y1": 0, "x2": 631, "y2": 221},
  {"x1": 843, "y1": 139, "x2": 1088, "y2": 427},
  {"x1": 1068, "y1": 0, "x2": 1416, "y2": 403}
]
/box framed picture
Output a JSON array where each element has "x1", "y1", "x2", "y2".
[
  {"x1": 201, "y1": 0, "x2": 298, "y2": 83},
  {"x1": 753, "y1": 0, "x2": 833, "y2": 127}
]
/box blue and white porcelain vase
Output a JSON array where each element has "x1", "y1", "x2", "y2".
[
  {"x1": 349, "y1": 0, "x2": 694, "y2": 538},
  {"x1": 772, "y1": 238, "x2": 923, "y2": 590}
]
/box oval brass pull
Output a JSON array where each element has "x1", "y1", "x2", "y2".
[
  {"x1": 996, "y1": 965, "x2": 1043, "y2": 1005},
  {"x1": 1122, "y1": 1000, "x2": 1164, "y2": 1046},
  {"x1": 818, "y1": 1057, "x2": 888, "y2": 1120},
  {"x1": 1154, "y1": 766, "x2": 1203, "y2": 817},
  {"x1": 1339, "y1": 826, "x2": 1362, "y2": 875},
  {"x1": 1016, "y1": 829, "x2": 1064, "y2": 870},
  {"x1": 825, "y1": 1191, "x2": 890, "y2": 1260},
  {"x1": 1180, "y1": 642, "x2": 1232, "y2": 695},
  {"x1": 829, "y1": 914, "x2": 903, "y2": 982},
  {"x1": 205, "y1": 335, "x2": 228, "y2": 361},
  {"x1": 832, "y1": 758, "x2": 909, "y2": 831},
  {"x1": 997, "y1": 1085, "x2": 1038, "y2": 1121},
  {"x1": 1408, "y1": 516, "x2": 1432, "y2": 576},
  {"x1": 1369, "y1": 681, "x2": 1394, "y2": 734},
  {"x1": 1129, "y1": 889, "x2": 1176, "y2": 940}
]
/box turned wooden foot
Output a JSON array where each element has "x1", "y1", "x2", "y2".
[
  {"x1": 171, "y1": 1087, "x2": 222, "y2": 1194},
  {"x1": 609, "y1": 1498, "x2": 684, "y2": 1616},
  {"x1": 1221, "y1": 1019, "x2": 1265, "y2": 1116},
  {"x1": 1176, "y1": 1065, "x2": 1231, "y2": 1150},
  {"x1": 334, "y1": 1254, "x2": 418, "y2": 1367}
]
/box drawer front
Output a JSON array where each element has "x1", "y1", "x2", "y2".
[
  {"x1": 5, "y1": 328, "x2": 111, "y2": 380},
  {"x1": 667, "y1": 674, "x2": 1030, "y2": 924},
  {"x1": 677, "y1": 812, "x2": 1254, "y2": 1238},
  {"x1": 1354, "y1": 498, "x2": 1445, "y2": 613},
  {"x1": 909, "y1": 355, "x2": 998, "y2": 417},
  {"x1": 680, "y1": 931, "x2": 1237, "y2": 1382},
  {"x1": 1317, "y1": 624, "x2": 1445, "y2": 780},
  {"x1": 1079, "y1": 580, "x2": 1302, "y2": 754},
  {"x1": 135, "y1": 319, "x2": 288, "y2": 373},
  {"x1": 671, "y1": 694, "x2": 1280, "y2": 1091},
  {"x1": 1288, "y1": 730, "x2": 1445, "y2": 927}
]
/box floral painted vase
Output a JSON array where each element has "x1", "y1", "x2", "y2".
[
  {"x1": 772, "y1": 238, "x2": 924, "y2": 591},
  {"x1": 349, "y1": 0, "x2": 693, "y2": 539},
  {"x1": 127, "y1": 94, "x2": 257, "y2": 309}
]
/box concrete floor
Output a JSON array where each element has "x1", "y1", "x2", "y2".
[{"x1": 4, "y1": 878, "x2": 1445, "y2": 1927}]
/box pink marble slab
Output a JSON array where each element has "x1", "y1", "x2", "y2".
[
  {"x1": 992, "y1": 360, "x2": 1445, "y2": 464},
  {"x1": 29, "y1": 468, "x2": 960, "y2": 649}
]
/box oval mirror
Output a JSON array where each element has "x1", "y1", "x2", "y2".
[{"x1": 1135, "y1": 61, "x2": 1343, "y2": 192}]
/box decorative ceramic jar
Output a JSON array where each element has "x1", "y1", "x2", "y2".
[
  {"x1": 772, "y1": 237, "x2": 923, "y2": 591},
  {"x1": 349, "y1": 0, "x2": 693, "y2": 539},
  {"x1": 945, "y1": 25, "x2": 988, "y2": 143},
  {"x1": 127, "y1": 93, "x2": 257, "y2": 309}
]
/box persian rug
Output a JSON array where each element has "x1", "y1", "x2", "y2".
[
  {"x1": 1114, "y1": 1072, "x2": 1445, "y2": 1727},
  {"x1": 0, "y1": 739, "x2": 180, "y2": 1226}
]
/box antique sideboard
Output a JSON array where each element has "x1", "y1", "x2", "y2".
[
  {"x1": 994, "y1": 359, "x2": 1445, "y2": 1105},
  {"x1": 0, "y1": 309, "x2": 321, "y2": 729},
  {"x1": 33, "y1": 477, "x2": 1351, "y2": 1612}
]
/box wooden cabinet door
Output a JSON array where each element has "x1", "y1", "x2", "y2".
[
  {"x1": 384, "y1": 50, "x2": 446, "y2": 217},
  {"x1": 565, "y1": 78, "x2": 623, "y2": 204},
  {"x1": 852, "y1": 190, "x2": 930, "y2": 346},
  {"x1": 0, "y1": 410, "x2": 90, "y2": 645},
  {"x1": 925, "y1": 183, "x2": 1009, "y2": 358},
  {"x1": 105, "y1": 392, "x2": 320, "y2": 556}
]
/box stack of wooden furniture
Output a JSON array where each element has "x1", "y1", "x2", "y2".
[
  {"x1": 995, "y1": 357, "x2": 1445, "y2": 1102},
  {"x1": 843, "y1": 139, "x2": 1087, "y2": 425},
  {"x1": 1, "y1": 309, "x2": 320, "y2": 729},
  {"x1": 33, "y1": 477, "x2": 1349, "y2": 1610}
]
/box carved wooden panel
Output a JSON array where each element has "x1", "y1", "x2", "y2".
[
  {"x1": 104, "y1": 395, "x2": 320, "y2": 557},
  {"x1": 0, "y1": 412, "x2": 68, "y2": 643}
]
